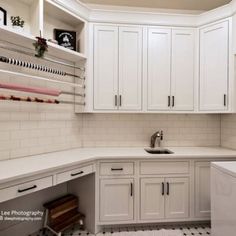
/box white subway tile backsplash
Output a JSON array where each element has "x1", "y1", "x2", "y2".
[
  {"x1": 221, "y1": 114, "x2": 236, "y2": 149},
  {"x1": 81, "y1": 114, "x2": 221, "y2": 148},
  {"x1": 0, "y1": 102, "x2": 222, "y2": 160}
]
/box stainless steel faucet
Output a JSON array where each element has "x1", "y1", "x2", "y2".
[{"x1": 150, "y1": 130, "x2": 163, "y2": 148}]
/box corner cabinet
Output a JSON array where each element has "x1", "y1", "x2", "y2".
[
  {"x1": 147, "y1": 28, "x2": 195, "y2": 111},
  {"x1": 94, "y1": 25, "x2": 143, "y2": 111},
  {"x1": 199, "y1": 21, "x2": 229, "y2": 111}
]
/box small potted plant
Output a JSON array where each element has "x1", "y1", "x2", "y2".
[
  {"x1": 33, "y1": 31, "x2": 48, "y2": 58},
  {"x1": 11, "y1": 16, "x2": 25, "y2": 32}
]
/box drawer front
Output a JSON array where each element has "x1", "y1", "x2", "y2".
[
  {"x1": 100, "y1": 162, "x2": 134, "y2": 176},
  {"x1": 0, "y1": 176, "x2": 53, "y2": 203},
  {"x1": 56, "y1": 164, "x2": 94, "y2": 185},
  {"x1": 140, "y1": 161, "x2": 189, "y2": 175}
]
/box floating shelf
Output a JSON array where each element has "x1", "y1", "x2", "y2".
[{"x1": 0, "y1": 25, "x2": 87, "y2": 63}]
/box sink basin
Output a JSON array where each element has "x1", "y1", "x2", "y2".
[{"x1": 145, "y1": 148, "x2": 174, "y2": 154}]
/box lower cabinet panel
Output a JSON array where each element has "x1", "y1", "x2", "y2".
[
  {"x1": 195, "y1": 162, "x2": 211, "y2": 218},
  {"x1": 100, "y1": 178, "x2": 134, "y2": 222},
  {"x1": 140, "y1": 178, "x2": 165, "y2": 220},
  {"x1": 165, "y1": 177, "x2": 189, "y2": 219}
]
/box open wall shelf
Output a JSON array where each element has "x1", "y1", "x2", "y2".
[{"x1": 0, "y1": 0, "x2": 87, "y2": 63}]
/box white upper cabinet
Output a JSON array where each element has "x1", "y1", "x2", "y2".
[
  {"x1": 119, "y1": 27, "x2": 143, "y2": 110},
  {"x1": 93, "y1": 25, "x2": 143, "y2": 111},
  {"x1": 199, "y1": 21, "x2": 229, "y2": 111},
  {"x1": 147, "y1": 28, "x2": 172, "y2": 110},
  {"x1": 94, "y1": 25, "x2": 119, "y2": 110},
  {"x1": 171, "y1": 29, "x2": 195, "y2": 111},
  {"x1": 147, "y1": 28, "x2": 195, "y2": 111}
]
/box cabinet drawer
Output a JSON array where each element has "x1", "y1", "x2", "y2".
[
  {"x1": 0, "y1": 176, "x2": 53, "y2": 203},
  {"x1": 56, "y1": 164, "x2": 94, "y2": 185},
  {"x1": 100, "y1": 162, "x2": 134, "y2": 176},
  {"x1": 140, "y1": 161, "x2": 189, "y2": 175}
]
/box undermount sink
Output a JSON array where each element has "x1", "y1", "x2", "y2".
[{"x1": 145, "y1": 148, "x2": 174, "y2": 154}]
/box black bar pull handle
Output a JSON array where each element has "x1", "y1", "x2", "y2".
[
  {"x1": 166, "y1": 182, "x2": 170, "y2": 195},
  {"x1": 224, "y1": 94, "x2": 227, "y2": 107},
  {"x1": 18, "y1": 185, "x2": 37, "y2": 193},
  {"x1": 71, "y1": 171, "x2": 84, "y2": 177},
  {"x1": 172, "y1": 96, "x2": 175, "y2": 107},
  {"x1": 168, "y1": 96, "x2": 171, "y2": 107},
  {"x1": 111, "y1": 168, "x2": 123, "y2": 171},
  {"x1": 119, "y1": 95, "x2": 122, "y2": 107},
  {"x1": 130, "y1": 182, "x2": 133, "y2": 197},
  {"x1": 162, "y1": 182, "x2": 165, "y2": 195},
  {"x1": 115, "y1": 95, "x2": 118, "y2": 107}
]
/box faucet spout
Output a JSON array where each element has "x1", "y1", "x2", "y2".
[{"x1": 150, "y1": 130, "x2": 163, "y2": 148}]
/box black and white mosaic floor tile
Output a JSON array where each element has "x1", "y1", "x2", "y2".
[{"x1": 30, "y1": 224, "x2": 211, "y2": 236}]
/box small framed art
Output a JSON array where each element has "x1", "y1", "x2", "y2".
[{"x1": 54, "y1": 29, "x2": 76, "y2": 51}]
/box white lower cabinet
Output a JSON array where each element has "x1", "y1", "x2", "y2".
[
  {"x1": 165, "y1": 177, "x2": 189, "y2": 219},
  {"x1": 100, "y1": 178, "x2": 134, "y2": 222},
  {"x1": 140, "y1": 177, "x2": 189, "y2": 220},
  {"x1": 140, "y1": 178, "x2": 165, "y2": 220},
  {"x1": 195, "y1": 162, "x2": 211, "y2": 218}
]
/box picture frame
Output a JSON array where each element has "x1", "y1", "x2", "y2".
[
  {"x1": 54, "y1": 29, "x2": 76, "y2": 51},
  {"x1": 0, "y1": 7, "x2": 7, "y2": 26}
]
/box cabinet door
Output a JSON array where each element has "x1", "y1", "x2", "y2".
[
  {"x1": 100, "y1": 178, "x2": 134, "y2": 222},
  {"x1": 94, "y1": 25, "x2": 118, "y2": 110},
  {"x1": 171, "y1": 29, "x2": 195, "y2": 111},
  {"x1": 199, "y1": 21, "x2": 229, "y2": 111},
  {"x1": 119, "y1": 27, "x2": 143, "y2": 110},
  {"x1": 195, "y1": 162, "x2": 211, "y2": 218},
  {"x1": 147, "y1": 28, "x2": 171, "y2": 110},
  {"x1": 140, "y1": 178, "x2": 165, "y2": 220},
  {"x1": 165, "y1": 177, "x2": 189, "y2": 219}
]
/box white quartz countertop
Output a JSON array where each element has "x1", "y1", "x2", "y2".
[
  {"x1": 212, "y1": 161, "x2": 236, "y2": 178},
  {"x1": 1, "y1": 146, "x2": 236, "y2": 185}
]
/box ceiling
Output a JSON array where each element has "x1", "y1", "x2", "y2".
[{"x1": 80, "y1": 0, "x2": 231, "y2": 11}]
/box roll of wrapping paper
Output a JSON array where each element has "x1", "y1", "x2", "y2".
[
  {"x1": 0, "y1": 95, "x2": 60, "y2": 104},
  {"x1": 0, "y1": 82, "x2": 60, "y2": 96},
  {"x1": 0, "y1": 56, "x2": 85, "y2": 79},
  {"x1": 0, "y1": 94, "x2": 85, "y2": 106}
]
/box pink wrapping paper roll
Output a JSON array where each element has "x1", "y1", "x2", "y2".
[{"x1": 0, "y1": 82, "x2": 61, "y2": 96}]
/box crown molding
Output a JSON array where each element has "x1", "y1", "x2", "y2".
[{"x1": 52, "y1": 0, "x2": 236, "y2": 27}]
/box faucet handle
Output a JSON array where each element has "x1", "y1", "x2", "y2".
[{"x1": 160, "y1": 130, "x2": 164, "y2": 140}]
